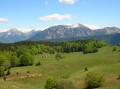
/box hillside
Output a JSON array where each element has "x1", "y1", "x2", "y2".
[
  {"x1": 29, "y1": 24, "x2": 120, "y2": 42},
  {"x1": 29, "y1": 24, "x2": 94, "y2": 40},
  {"x1": 48, "y1": 33, "x2": 120, "y2": 44},
  {"x1": 0, "y1": 29, "x2": 40, "y2": 43},
  {"x1": 0, "y1": 80, "x2": 35, "y2": 89},
  {"x1": 0, "y1": 46, "x2": 120, "y2": 89}
]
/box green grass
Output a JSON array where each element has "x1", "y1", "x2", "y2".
[
  {"x1": 0, "y1": 80, "x2": 35, "y2": 89},
  {"x1": 1, "y1": 46, "x2": 120, "y2": 89}
]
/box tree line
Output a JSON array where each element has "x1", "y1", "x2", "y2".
[{"x1": 0, "y1": 40, "x2": 106, "y2": 77}]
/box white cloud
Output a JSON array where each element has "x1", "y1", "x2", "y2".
[
  {"x1": 59, "y1": 0, "x2": 78, "y2": 4},
  {"x1": 0, "y1": 18, "x2": 8, "y2": 22},
  {"x1": 83, "y1": 24, "x2": 100, "y2": 30},
  {"x1": 38, "y1": 14, "x2": 74, "y2": 21}
]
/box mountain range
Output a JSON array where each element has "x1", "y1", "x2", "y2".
[
  {"x1": 0, "y1": 28, "x2": 40, "y2": 43},
  {"x1": 0, "y1": 23, "x2": 120, "y2": 44}
]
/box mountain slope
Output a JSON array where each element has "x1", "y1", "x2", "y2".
[
  {"x1": 0, "y1": 28, "x2": 26, "y2": 43},
  {"x1": 48, "y1": 33, "x2": 120, "y2": 44},
  {"x1": 29, "y1": 24, "x2": 94, "y2": 41},
  {"x1": 0, "y1": 29, "x2": 40, "y2": 43},
  {"x1": 29, "y1": 24, "x2": 120, "y2": 41},
  {"x1": 0, "y1": 24, "x2": 120, "y2": 43},
  {"x1": 95, "y1": 27, "x2": 120, "y2": 35}
]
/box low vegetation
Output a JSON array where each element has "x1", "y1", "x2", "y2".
[
  {"x1": 44, "y1": 78, "x2": 75, "y2": 89},
  {"x1": 57, "y1": 79, "x2": 75, "y2": 89},
  {"x1": 112, "y1": 47, "x2": 117, "y2": 51},
  {"x1": 44, "y1": 78, "x2": 57, "y2": 89},
  {"x1": 85, "y1": 72, "x2": 105, "y2": 89},
  {"x1": 55, "y1": 53, "x2": 65, "y2": 61}
]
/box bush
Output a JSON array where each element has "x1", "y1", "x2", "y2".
[
  {"x1": 83, "y1": 47, "x2": 98, "y2": 54},
  {"x1": 85, "y1": 72, "x2": 105, "y2": 89},
  {"x1": 3, "y1": 76, "x2": 6, "y2": 81},
  {"x1": 117, "y1": 75, "x2": 120, "y2": 80},
  {"x1": 44, "y1": 78, "x2": 57, "y2": 89},
  {"x1": 36, "y1": 61, "x2": 41, "y2": 66},
  {"x1": 112, "y1": 47, "x2": 117, "y2": 51},
  {"x1": 6, "y1": 69, "x2": 10, "y2": 75},
  {"x1": 55, "y1": 53, "x2": 65, "y2": 61},
  {"x1": 0, "y1": 66, "x2": 5, "y2": 77},
  {"x1": 27, "y1": 71, "x2": 30, "y2": 73},
  {"x1": 16, "y1": 72, "x2": 19, "y2": 75},
  {"x1": 57, "y1": 79, "x2": 75, "y2": 89},
  {"x1": 20, "y1": 53, "x2": 34, "y2": 66},
  {"x1": 85, "y1": 67, "x2": 88, "y2": 71}
]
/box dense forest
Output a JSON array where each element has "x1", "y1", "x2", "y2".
[{"x1": 0, "y1": 40, "x2": 106, "y2": 77}]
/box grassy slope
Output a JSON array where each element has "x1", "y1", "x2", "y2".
[
  {"x1": 1, "y1": 46, "x2": 120, "y2": 89},
  {"x1": 0, "y1": 80, "x2": 34, "y2": 89}
]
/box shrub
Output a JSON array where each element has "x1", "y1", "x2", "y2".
[
  {"x1": 117, "y1": 75, "x2": 120, "y2": 80},
  {"x1": 0, "y1": 66, "x2": 5, "y2": 77},
  {"x1": 36, "y1": 61, "x2": 41, "y2": 66},
  {"x1": 85, "y1": 67, "x2": 88, "y2": 71},
  {"x1": 6, "y1": 69, "x2": 10, "y2": 75},
  {"x1": 44, "y1": 78, "x2": 57, "y2": 89},
  {"x1": 16, "y1": 72, "x2": 19, "y2": 75},
  {"x1": 57, "y1": 79, "x2": 75, "y2": 89},
  {"x1": 83, "y1": 47, "x2": 98, "y2": 54},
  {"x1": 3, "y1": 76, "x2": 6, "y2": 81},
  {"x1": 112, "y1": 47, "x2": 117, "y2": 51},
  {"x1": 85, "y1": 72, "x2": 105, "y2": 89},
  {"x1": 27, "y1": 71, "x2": 30, "y2": 73},
  {"x1": 55, "y1": 53, "x2": 65, "y2": 61}
]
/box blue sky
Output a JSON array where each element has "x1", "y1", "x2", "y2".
[{"x1": 0, "y1": 0, "x2": 120, "y2": 32}]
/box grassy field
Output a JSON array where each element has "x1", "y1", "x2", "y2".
[{"x1": 0, "y1": 46, "x2": 120, "y2": 89}]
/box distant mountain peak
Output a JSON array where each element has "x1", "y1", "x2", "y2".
[
  {"x1": 0, "y1": 28, "x2": 40, "y2": 43},
  {"x1": 8, "y1": 28, "x2": 23, "y2": 35},
  {"x1": 0, "y1": 24, "x2": 120, "y2": 43}
]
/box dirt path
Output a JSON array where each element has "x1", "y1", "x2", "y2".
[{"x1": 6, "y1": 73, "x2": 42, "y2": 81}]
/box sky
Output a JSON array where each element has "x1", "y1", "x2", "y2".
[{"x1": 0, "y1": 0, "x2": 120, "y2": 32}]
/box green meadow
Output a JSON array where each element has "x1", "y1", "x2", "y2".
[{"x1": 0, "y1": 46, "x2": 120, "y2": 89}]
